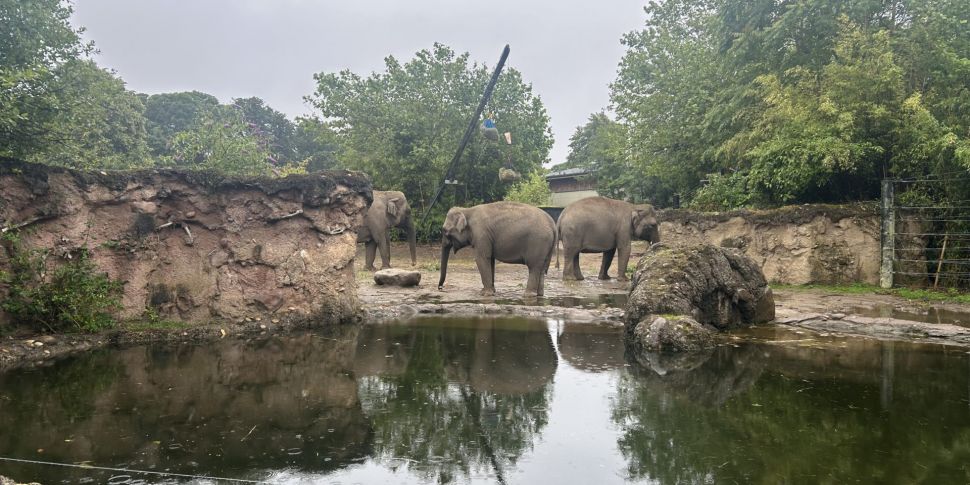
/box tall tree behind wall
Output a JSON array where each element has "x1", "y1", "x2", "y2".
[
  {"x1": 308, "y1": 43, "x2": 553, "y2": 214},
  {"x1": 611, "y1": 0, "x2": 970, "y2": 210}
]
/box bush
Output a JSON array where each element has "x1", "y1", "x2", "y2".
[
  {"x1": 504, "y1": 170, "x2": 552, "y2": 206},
  {"x1": 1, "y1": 234, "x2": 123, "y2": 333}
]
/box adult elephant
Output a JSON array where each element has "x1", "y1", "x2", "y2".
[
  {"x1": 357, "y1": 190, "x2": 417, "y2": 271},
  {"x1": 438, "y1": 202, "x2": 556, "y2": 296},
  {"x1": 558, "y1": 196, "x2": 660, "y2": 282}
]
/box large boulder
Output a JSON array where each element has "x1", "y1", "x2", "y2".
[
  {"x1": 626, "y1": 244, "x2": 775, "y2": 331},
  {"x1": 374, "y1": 268, "x2": 421, "y2": 287},
  {"x1": 625, "y1": 244, "x2": 774, "y2": 354},
  {"x1": 632, "y1": 314, "x2": 716, "y2": 353}
]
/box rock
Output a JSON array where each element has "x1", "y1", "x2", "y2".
[
  {"x1": 626, "y1": 244, "x2": 775, "y2": 331},
  {"x1": 374, "y1": 268, "x2": 422, "y2": 287},
  {"x1": 631, "y1": 315, "x2": 716, "y2": 353}
]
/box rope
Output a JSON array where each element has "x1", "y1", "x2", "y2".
[{"x1": 0, "y1": 456, "x2": 269, "y2": 484}]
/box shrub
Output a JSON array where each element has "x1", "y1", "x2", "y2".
[{"x1": 1, "y1": 234, "x2": 123, "y2": 333}]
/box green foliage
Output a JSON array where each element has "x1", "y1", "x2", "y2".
[
  {"x1": 166, "y1": 106, "x2": 274, "y2": 177},
  {"x1": 308, "y1": 43, "x2": 553, "y2": 215},
  {"x1": 143, "y1": 91, "x2": 220, "y2": 155},
  {"x1": 1, "y1": 233, "x2": 123, "y2": 333},
  {"x1": 26, "y1": 59, "x2": 152, "y2": 169},
  {"x1": 610, "y1": 0, "x2": 970, "y2": 210},
  {"x1": 504, "y1": 170, "x2": 551, "y2": 206}
]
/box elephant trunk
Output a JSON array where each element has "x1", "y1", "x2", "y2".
[
  {"x1": 405, "y1": 213, "x2": 417, "y2": 266},
  {"x1": 438, "y1": 240, "x2": 452, "y2": 290}
]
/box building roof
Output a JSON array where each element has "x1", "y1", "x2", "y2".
[{"x1": 545, "y1": 167, "x2": 596, "y2": 179}]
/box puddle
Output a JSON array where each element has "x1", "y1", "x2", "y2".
[{"x1": 845, "y1": 304, "x2": 970, "y2": 327}]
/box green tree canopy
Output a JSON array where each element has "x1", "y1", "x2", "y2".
[
  {"x1": 611, "y1": 0, "x2": 970, "y2": 209},
  {"x1": 308, "y1": 43, "x2": 553, "y2": 214},
  {"x1": 143, "y1": 91, "x2": 220, "y2": 155}
]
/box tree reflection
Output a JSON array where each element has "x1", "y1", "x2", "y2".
[
  {"x1": 613, "y1": 340, "x2": 970, "y2": 483},
  {"x1": 0, "y1": 326, "x2": 371, "y2": 483},
  {"x1": 355, "y1": 317, "x2": 556, "y2": 484}
]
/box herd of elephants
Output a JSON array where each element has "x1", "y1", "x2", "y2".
[{"x1": 357, "y1": 191, "x2": 662, "y2": 296}]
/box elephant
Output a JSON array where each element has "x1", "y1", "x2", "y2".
[
  {"x1": 357, "y1": 190, "x2": 417, "y2": 271},
  {"x1": 438, "y1": 201, "x2": 556, "y2": 296},
  {"x1": 557, "y1": 196, "x2": 660, "y2": 282}
]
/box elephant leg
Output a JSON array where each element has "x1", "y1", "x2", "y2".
[
  {"x1": 599, "y1": 248, "x2": 616, "y2": 280},
  {"x1": 476, "y1": 254, "x2": 496, "y2": 296},
  {"x1": 364, "y1": 241, "x2": 377, "y2": 271},
  {"x1": 377, "y1": 232, "x2": 391, "y2": 269},
  {"x1": 490, "y1": 258, "x2": 496, "y2": 290},
  {"x1": 572, "y1": 252, "x2": 584, "y2": 280},
  {"x1": 617, "y1": 242, "x2": 632, "y2": 282},
  {"x1": 562, "y1": 244, "x2": 584, "y2": 281},
  {"x1": 525, "y1": 264, "x2": 542, "y2": 296}
]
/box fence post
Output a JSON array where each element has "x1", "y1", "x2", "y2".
[{"x1": 880, "y1": 179, "x2": 895, "y2": 289}]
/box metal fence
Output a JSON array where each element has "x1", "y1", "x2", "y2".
[{"x1": 882, "y1": 174, "x2": 970, "y2": 288}]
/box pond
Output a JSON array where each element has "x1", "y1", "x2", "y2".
[{"x1": 0, "y1": 317, "x2": 968, "y2": 484}]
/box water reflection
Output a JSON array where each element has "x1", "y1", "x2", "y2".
[
  {"x1": 615, "y1": 333, "x2": 970, "y2": 483},
  {"x1": 0, "y1": 326, "x2": 371, "y2": 483},
  {"x1": 354, "y1": 317, "x2": 556, "y2": 483},
  {"x1": 0, "y1": 320, "x2": 968, "y2": 484}
]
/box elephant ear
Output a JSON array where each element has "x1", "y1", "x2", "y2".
[
  {"x1": 386, "y1": 198, "x2": 400, "y2": 218},
  {"x1": 631, "y1": 210, "x2": 642, "y2": 230},
  {"x1": 455, "y1": 211, "x2": 468, "y2": 232}
]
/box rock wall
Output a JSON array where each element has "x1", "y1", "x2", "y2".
[
  {"x1": 0, "y1": 159, "x2": 372, "y2": 326},
  {"x1": 658, "y1": 204, "x2": 880, "y2": 285}
]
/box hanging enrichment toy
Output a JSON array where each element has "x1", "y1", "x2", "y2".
[{"x1": 481, "y1": 112, "x2": 500, "y2": 141}]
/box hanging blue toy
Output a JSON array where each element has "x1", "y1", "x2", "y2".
[{"x1": 481, "y1": 112, "x2": 500, "y2": 141}]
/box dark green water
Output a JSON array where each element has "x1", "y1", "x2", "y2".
[{"x1": 0, "y1": 318, "x2": 969, "y2": 484}]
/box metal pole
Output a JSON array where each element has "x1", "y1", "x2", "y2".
[
  {"x1": 880, "y1": 179, "x2": 895, "y2": 288},
  {"x1": 421, "y1": 44, "x2": 511, "y2": 227}
]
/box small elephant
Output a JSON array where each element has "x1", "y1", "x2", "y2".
[
  {"x1": 357, "y1": 190, "x2": 417, "y2": 271},
  {"x1": 438, "y1": 201, "x2": 556, "y2": 296},
  {"x1": 557, "y1": 196, "x2": 660, "y2": 282}
]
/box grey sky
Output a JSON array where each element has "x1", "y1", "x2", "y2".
[{"x1": 72, "y1": 0, "x2": 646, "y2": 164}]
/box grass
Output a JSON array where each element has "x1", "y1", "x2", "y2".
[
  {"x1": 124, "y1": 320, "x2": 190, "y2": 332},
  {"x1": 773, "y1": 283, "x2": 970, "y2": 304}
]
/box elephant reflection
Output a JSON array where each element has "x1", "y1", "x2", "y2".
[
  {"x1": 353, "y1": 317, "x2": 556, "y2": 483},
  {"x1": 556, "y1": 323, "x2": 626, "y2": 372}
]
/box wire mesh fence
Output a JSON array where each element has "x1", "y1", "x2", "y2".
[{"x1": 888, "y1": 176, "x2": 970, "y2": 288}]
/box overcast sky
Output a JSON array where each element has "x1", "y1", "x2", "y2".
[{"x1": 72, "y1": 0, "x2": 646, "y2": 164}]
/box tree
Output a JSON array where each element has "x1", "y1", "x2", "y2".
[
  {"x1": 611, "y1": 0, "x2": 970, "y2": 209},
  {"x1": 292, "y1": 116, "x2": 341, "y2": 172},
  {"x1": 504, "y1": 171, "x2": 552, "y2": 206},
  {"x1": 308, "y1": 43, "x2": 553, "y2": 214},
  {"x1": 232, "y1": 96, "x2": 296, "y2": 163},
  {"x1": 143, "y1": 91, "x2": 220, "y2": 155},
  {"x1": 0, "y1": 0, "x2": 91, "y2": 159},
  {"x1": 166, "y1": 106, "x2": 273, "y2": 177},
  {"x1": 26, "y1": 59, "x2": 151, "y2": 169}
]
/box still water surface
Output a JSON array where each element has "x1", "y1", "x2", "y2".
[{"x1": 0, "y1": 317, "x2": 968, "y2": 484}]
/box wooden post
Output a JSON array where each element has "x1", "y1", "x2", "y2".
[
  {"x1": 934, "y1": 235, "x2": 948, "y2": 288},
  {"x1": 880, "y1": 179, "x2": 895, "y2": 289}
]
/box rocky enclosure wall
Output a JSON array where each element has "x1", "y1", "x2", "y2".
[
  {"x1": 0, "y1": 159, "x2": 372, "y2": 326},
  {"x1": 657, "y1": 204, "x2": 880, "y2": 285}
]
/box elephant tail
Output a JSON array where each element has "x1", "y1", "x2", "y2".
[{"x1": 554, "y1": 219, "x2": 561, "y2": 269}]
